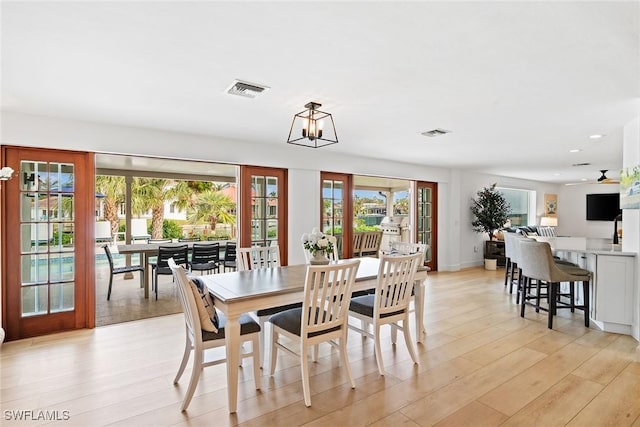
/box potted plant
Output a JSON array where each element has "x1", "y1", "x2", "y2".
[{"x1": 470, "y1": 184, "x2": 511, "y2": 269}]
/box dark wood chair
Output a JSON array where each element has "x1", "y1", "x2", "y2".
[{"x1": 103, "y1": 244, "x2": 145, "y2": 301}]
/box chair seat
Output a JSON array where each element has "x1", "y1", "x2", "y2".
[
  {"x1": 190, "y1": 261, "x2": 219, "y2": 271},
  {"x1": 112, "y1": 265, "x2": 145, "y2": 274},
  {"x1": 201, "y1": 312, "x2": 261, "y2": 341},
  {"x1": 269, "y1": 307, "x2": 341, "y2": 338},
  {"x1": 349, "y1": 294, "x2": 404, "y2": 319},
  {"x1": 256, "y1": 302, "x2": 302, "y2": 317}
]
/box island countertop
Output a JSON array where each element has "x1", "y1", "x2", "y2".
[{"x1": 532, "y1": 237, "x2": 637, "y2": 256}]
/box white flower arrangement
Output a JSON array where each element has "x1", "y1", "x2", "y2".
[{"x1": 301, "y1": 228, "x2": 336, "y2": 255}]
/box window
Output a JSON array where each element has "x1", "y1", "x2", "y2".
[{"x1": 497, "y1": 187, "x2": 536, "y2": 226}]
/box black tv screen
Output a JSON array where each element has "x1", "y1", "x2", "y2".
[{"x1": 586, "y1": 193, "x2": 621, "y2": 221}]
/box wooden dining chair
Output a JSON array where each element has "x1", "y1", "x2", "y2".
[
  {"x1": 269, "y1": 259, "x2": 361, "y2": 407},
  {"x1": 237, "y1": 245, "x2": 295, "y2": 367},
  {"x1": 168, "y1": 259, "x2": 261, "y2": 411},
  {"x1": 348, "y1": 253, "x2": 422, "y2": 375}
]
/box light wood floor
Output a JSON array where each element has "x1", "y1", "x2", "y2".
[{"x1": 2, "y1": 267, "x2": 639, "y2": 426}]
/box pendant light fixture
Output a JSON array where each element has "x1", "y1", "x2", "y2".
[{"x1": 286, "y1": 102, "x2": 338, "y2": 148}]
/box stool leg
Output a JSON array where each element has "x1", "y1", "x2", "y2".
[
  {"x1": 516, "y1": 269, "x2": 523, "y2": 304},
  {"x1": 520, "y1": 277, "x2": 528, "y2": 318},
  {"x1": 583, "y1": 280, "x2": 590, "y2": 327},
  {"x1": 569, "y1": 281, "x2": 575, "y2": 313},
  {"x1": 504, "y1": 258, "x2": 511, "y2": 287},
  {"x1": 548, "y1": 283, "x2": 557, "y2": 329}
]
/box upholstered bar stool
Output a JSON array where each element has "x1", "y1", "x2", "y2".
[
  {"x1": 517, "y1": 240, "x2": 591, "y2": 329},
  {"x1": 503, "y1": 233, "x2": 520, "y2": 294}
]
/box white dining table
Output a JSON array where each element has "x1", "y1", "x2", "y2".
[{"x1": 198, "y1": 257, "x2": 428, "y2": 413}]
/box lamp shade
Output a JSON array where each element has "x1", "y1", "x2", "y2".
[{"x1": 540, "y1": 216, "x2": 558, "y2": 227}]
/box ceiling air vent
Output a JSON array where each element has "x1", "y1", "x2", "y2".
[
  {"x1": 572, "y1": 162, "x2": 591, "y2": 167},
  {"x1": 226, "y1": 79, "x2": 269, "y2": 99},
  {"x1": 421, "y1": 128, "x2": 451, "y2": 137}
]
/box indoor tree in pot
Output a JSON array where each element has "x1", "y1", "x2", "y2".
[{"x1": 470, "y1": 184, "x2": 511, "y2": 269}]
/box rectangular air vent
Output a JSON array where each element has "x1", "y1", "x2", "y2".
[
  {"x1": 421, "y1": 128, "x2": 451, "y2": 137},
  {"x1": 226, "y1": 79, "x2": 270, "y2": 99}
]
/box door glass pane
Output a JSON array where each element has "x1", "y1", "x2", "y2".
[
  {"x1": 250, "y1": 174, "x2": 279, "y2": 247},
  {"x1": 417, "y1": 187, "x2": 432, "y2": 263},
  {"x1": 19, "y1": 161, "x2": 76, "y2": 317},
  {"x1": 21, "y1": 285, "x2": 48, "y2": 317},
  {"x1": 50, "y1": 282, "x2": 75, "y2": 313}
]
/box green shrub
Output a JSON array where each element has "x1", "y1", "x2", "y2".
[{"x1": 161, "y1": 220, "x2": 183, "y2": 239}]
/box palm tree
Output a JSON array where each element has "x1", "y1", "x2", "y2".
[
  {"x1": 187, "y1": 189, "x2": 235, "y2": 234},
  {"x1": 95, "y1": 175, "x2": 125, "y2": 236},
  {"x1": 132, "y1": 178, "x2": 193, "y2": 239}
]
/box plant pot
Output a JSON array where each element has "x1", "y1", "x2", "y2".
[
  {"x1": 484, "y1": 258, "x2": 497, "y2": 270},
  {"x1": 309, "y1": 250, "x2": 330, "y2": 265}
]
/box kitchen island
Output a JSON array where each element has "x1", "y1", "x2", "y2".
[{"x1": 533, "y1": 237, "x2": 637, "y2": 338}]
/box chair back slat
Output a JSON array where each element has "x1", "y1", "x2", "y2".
[
  {"x1": 237, "y1": 246, "x2": 281, "y2": 271},
  {"x1": 360, "y1": 231, "x2": 383, "y2": 256},
  {"x1": 302, "y1": 260, "x2": 360, "y2": 337},
  {"x1": 169, "y1": 258, "x2": 200, "y2": 343},
  {"x1": 375, "y1": 253, "x2": 421, "y2": 317},
  {"x1": 353, "y1": 232, "x2": 363, "y2": 256}
]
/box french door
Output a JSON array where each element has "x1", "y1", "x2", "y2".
[
  {"x1": 321, "y1": 172, "x2": 353, "y2": 259},
  {"x1": 416, "y1": 181, "x2": 438, "y2": 271},
  {"x1": 239, "y1": 166, "x2": 288, "y2": 265},
  {"x1": 2, "y1": 146, "x2": 95, "y2": 341}
]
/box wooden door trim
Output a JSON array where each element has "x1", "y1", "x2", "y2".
[
  {"x1": 320, "y1": 172, "x2": 353, "y2": 259},
  {"x1": 416, "y1": 181, "x2": 438, "y2": 272},
  {"x1": 239, "y1": 165, "x2": 288, "y2": 265},
  {"x1": 1, "y1": 145, "x2": 95, "y2": 340}
]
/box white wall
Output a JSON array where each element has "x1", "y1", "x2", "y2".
[{"x1": 558, "y1": 183, "x2": 621, "y2": 239}]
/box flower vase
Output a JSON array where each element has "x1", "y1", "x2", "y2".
[{"x1": 309, "y1": 250, "x2": 330, "y2": 265}]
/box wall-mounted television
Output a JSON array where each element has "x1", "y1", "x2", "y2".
[{"x1": 586, "y1": 193, "x2": 621, "y2": 221}]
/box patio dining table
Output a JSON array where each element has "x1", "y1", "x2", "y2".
[{"x1": 116, "y1": 240, "x2": 230, "y2": 298}]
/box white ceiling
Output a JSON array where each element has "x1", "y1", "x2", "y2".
[{"x1": 2, "y1": 1, "x2": 639, "y2": 184}]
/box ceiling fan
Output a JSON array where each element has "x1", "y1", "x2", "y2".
[
  {"x1": 566, "y1": 169, "x2": 620, "y2": 186},
  {"x1": 596, "y1": 170, "x2": 620, "y2": 184}
]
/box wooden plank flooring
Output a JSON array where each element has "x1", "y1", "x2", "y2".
[{"x1": 1, "y1": 267, "x2": 639, "y2": 426}]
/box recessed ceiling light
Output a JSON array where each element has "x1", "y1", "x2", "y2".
[
  {"x1": 569, "y1": 149, "x2": 581, "y2": 153},
  {"x1": 589, "y1": 134, "x2": 604, "y2": 139},
  {"x1": 581, "y1": 178, "x2": 588, "y2": 181},
  {"x1": 553, "y1": 173, "x2": 561, "y2": 176}
]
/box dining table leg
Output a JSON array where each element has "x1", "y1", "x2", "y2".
[
  {"x1": 224, "y1": 313, "x2": 241, "y2": 413},
  {"x1": 142, "y1": 252, "x2": 150, "y2": 299},
  {"x1": 414, "y1": 279, "x2": 426, "y2": 343}
]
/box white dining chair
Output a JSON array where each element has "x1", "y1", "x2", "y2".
[
  {"x1": 168, "y1": 258, "x2": 261, "y2": 411},
  {"x1": 269, "y1": 259, "x2": 361, "y2": 407},
  {"x1": 237, "y1": 245, "x2": 297, "y2": 368},
  {"x1": 348, "y1": 252, "x2": 422, "y2": 375}
]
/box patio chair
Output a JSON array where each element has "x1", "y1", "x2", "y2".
[
  {"x1": 190, "y1": 242, "x2": 220, "y2": 275},
  {"x1": 152, "y1": 244, "x2": 189, "y2": 300},
  {"x1": 103, "y1": 244, "x2": 145, "y2": 301}
]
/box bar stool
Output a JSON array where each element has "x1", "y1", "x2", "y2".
[{"x1": 517, "y1": 240, "x2": 591, "y2": 329}]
